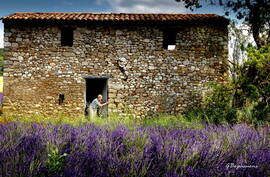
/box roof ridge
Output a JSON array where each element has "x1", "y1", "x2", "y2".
[
  {"x1": 11, "y1": 12, "x2": 220, "y2": 15},
  {"x1": 2, "y1": 12, "x2": 229, "y2": 23}
]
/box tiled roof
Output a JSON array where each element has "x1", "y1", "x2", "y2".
[{"x1": 2, "y1": 12, "x2": 228, "y2": 23}]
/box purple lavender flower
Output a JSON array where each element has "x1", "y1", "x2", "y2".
[{"x1": 0, "y1": 122, "x2": 269, "y2": 177}]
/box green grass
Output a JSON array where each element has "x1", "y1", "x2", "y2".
[
  {"x1": 0, "y1": 111, "x2": 203, "y2": 129},
  {"x1": 141, "y1": 114, "x2": 203, "y2": 129}
]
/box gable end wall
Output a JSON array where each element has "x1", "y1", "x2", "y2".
[{"x1": 3, "y1": 23, "x2": 228, "y2": 117}]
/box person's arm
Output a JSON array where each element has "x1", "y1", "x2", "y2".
[{"x1": 97, "y1": 101, "x2": 109, "y2": 107}]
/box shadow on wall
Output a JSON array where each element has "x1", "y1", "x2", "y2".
[
  {"x1": 146, "y1": 90, "x2": 203, "y2": 117},
  {"x1": 158, "y1": 93, "x2": 178, "y2": 115}
]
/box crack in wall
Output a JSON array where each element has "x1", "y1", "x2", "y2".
[{"x1": 116, "y1": 59, "x2": 128, "y2": 81}]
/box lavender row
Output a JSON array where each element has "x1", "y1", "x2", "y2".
[{"x1": 0, "y1": 123, "x2": 269, "y2": 177}]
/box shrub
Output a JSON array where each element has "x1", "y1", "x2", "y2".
[
  {"x1": 185, "y1": 46, "x2": 270, "y2": 125},
  {"x1": 236, "y1": 46, "x2": 270, "y2": 123},
  {"x1": 202, "y1": 82, "x2": 237, "y2": 124},
  {"x1": 44, "y1": 147, "x2": 68, "y2": 176}
]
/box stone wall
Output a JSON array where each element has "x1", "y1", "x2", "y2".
[{"x1": 3, "y1": 22, "x2": 228, "y2": 117}]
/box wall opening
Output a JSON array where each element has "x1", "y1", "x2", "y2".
[
  {"x1": 85, "y1": 77, "x2": 108, "y2": 117},
  {"x1": 61, "y1": 27, "x2": 74, "y2": 47},
  {"x1": 59, "y1": 94, "x2": 65, "y2": 105},
  {"x1": 163, "y1": 29, "x2": 177, "y2": 50}
]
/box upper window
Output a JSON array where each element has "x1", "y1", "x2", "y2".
[
  {"x1": 61, "y1": 27, "x2": 74, "y2": 47},
  {"x1": 163, "y1": 29, "x2": 177, "y2": 50}
]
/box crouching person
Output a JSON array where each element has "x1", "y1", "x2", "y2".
[{"x1": 89, "y1": 94, "x2": 109, "y2": 118}]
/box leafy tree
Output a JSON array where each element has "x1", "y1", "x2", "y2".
[
  {"x1": 0, "y1": 48, "x2": 3, "y2": 58},
  {"x1": 236, "y1": 46, "x2": 270, "y2": 121},
  {"x1": 176, "y1": 0, "x2": 270, "y2": 124},
  {"x1": 175, "y1": 0, "x2": 270, "y2": 48},
  {"x1": 195, "y1": 46, "x2": 270, "y2": 124}
]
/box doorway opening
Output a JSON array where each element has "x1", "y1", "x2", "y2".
[{"x1": 85, "y1": 77, "x2": 109, "y2": 117}]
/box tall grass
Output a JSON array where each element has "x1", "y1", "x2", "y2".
[{"x1": 0, "y1": 111, "x2": 203, "y2": 129}]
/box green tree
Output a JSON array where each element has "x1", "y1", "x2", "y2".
[
  {"x1": 199, "y1": 46, "x2": 270, "y2": 124},
  {"x1": 0, "y1": 48, "x2": 3, "y2": 58},
  {"x1": 236, "y1": 46, "x2": 270, "y2": 121},
  {"x1": 175, "y1": 0, "x2": 270, "y2": 48}
]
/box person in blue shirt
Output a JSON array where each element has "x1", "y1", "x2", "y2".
[{"x1": 89, "y1": 94, "x2": 109, "y2": 118}]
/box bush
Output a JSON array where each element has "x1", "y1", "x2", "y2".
[
  {"x1": 203, "y1": 82, "x2": 237, "y2": 124},
  {"x1": 185, "y1": 46, "x2": 270, "y2": 125},
  {"x1": 234, "y1": 46, "x2": 270, "y2": 124},
  {"x1": 45, "y1": 147, "x2": 68, "y2": 176},
  {"x1": 184, "y1": 82, "x2": 237, "y2": 124}
]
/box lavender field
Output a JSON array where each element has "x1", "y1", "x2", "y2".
[{"x1": 0, "y1": 122, "x2": 269, "y2": 177}]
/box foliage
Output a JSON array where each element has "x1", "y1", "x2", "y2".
[
  {"x1": 0, "y1": 122, "x2": 269, "y2": 176},
  {"x1": 0, "y1": 48, "x2": 3, "y2": 57},
  {"x1": 45, "y1": 147, "x2": 68, "y2": 176},
  {"x1": 234, "y1": 45, "x2": 270, "y2": 122},
  {"x1": 175, "y1": 0, "x2": 270, "y2": 48},
  {"x1": 185, "y1": 46, "x2": 270, "y2": 125},
  {"x1": 203, "y1": 82, "x2": 237, "y2": 124},
  {"x1": 184, "y1": 82, "x2": 236, "y2": 124}
]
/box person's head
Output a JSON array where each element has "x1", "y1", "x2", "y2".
[{"x1": 97, "y1": 94, "x2": 103, "y2": 101}]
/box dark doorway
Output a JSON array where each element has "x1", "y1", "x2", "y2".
[{"x1": 85, "y1": 77, "x2": 108, "y2": 117}]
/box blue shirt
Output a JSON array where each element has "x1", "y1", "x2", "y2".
[{"x1": 90, "y1": 98, "x2": 101, "y2": 109}]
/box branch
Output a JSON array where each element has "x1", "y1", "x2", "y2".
[{"x1": 244, "y1": 0, "x2": 252, "y2": 9}]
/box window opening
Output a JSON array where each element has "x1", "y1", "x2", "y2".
[
  {"x1": 163, "y1": 29, "x2": 177, "y2": 50},
  {"x1": 59, "y1": 94, "x2": 65, "y2": 105},
  {"x1": 61, "y1": 27, "x2": 74, "y2": 47}
]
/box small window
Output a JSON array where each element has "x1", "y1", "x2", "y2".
[
  {"x1": 163, "y1": 29, "x2": 177, "y2": 50},
  {"x1": 61, "y1": 27, "x2": 74, "y2": 47},
  {"x1": 59, "y1": 94, "x2": 65, "y2": 105}
]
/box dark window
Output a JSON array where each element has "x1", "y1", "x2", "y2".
[
  {"x1": 61, "y1": 27, "x2": 73, "y2": 47},
  {"x1": 59, "y1": 94, "x2": 65, "y2": 105},
  {"x1": 163, "y1": 29, "x2": 177, "y2": 50}
]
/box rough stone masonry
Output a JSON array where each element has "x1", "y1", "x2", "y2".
[{"x1": 2, "y1": 13, "x2": 229, "y2": 117}]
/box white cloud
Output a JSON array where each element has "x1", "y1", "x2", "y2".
[{"x1": 100, "y1": 0, "x2": 187, "y2": 13}]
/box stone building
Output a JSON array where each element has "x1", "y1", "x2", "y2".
[{"x1": 1, "y1": 12, "x2": 229, "y2": 117}]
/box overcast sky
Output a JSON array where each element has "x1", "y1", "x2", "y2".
[{"x1": 0, "y1": 0, "x2": 226, "y2": 48}]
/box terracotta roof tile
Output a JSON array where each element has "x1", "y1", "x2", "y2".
[{"x1": 2, "y1": 12, "x2": 229, "y2": 23}]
